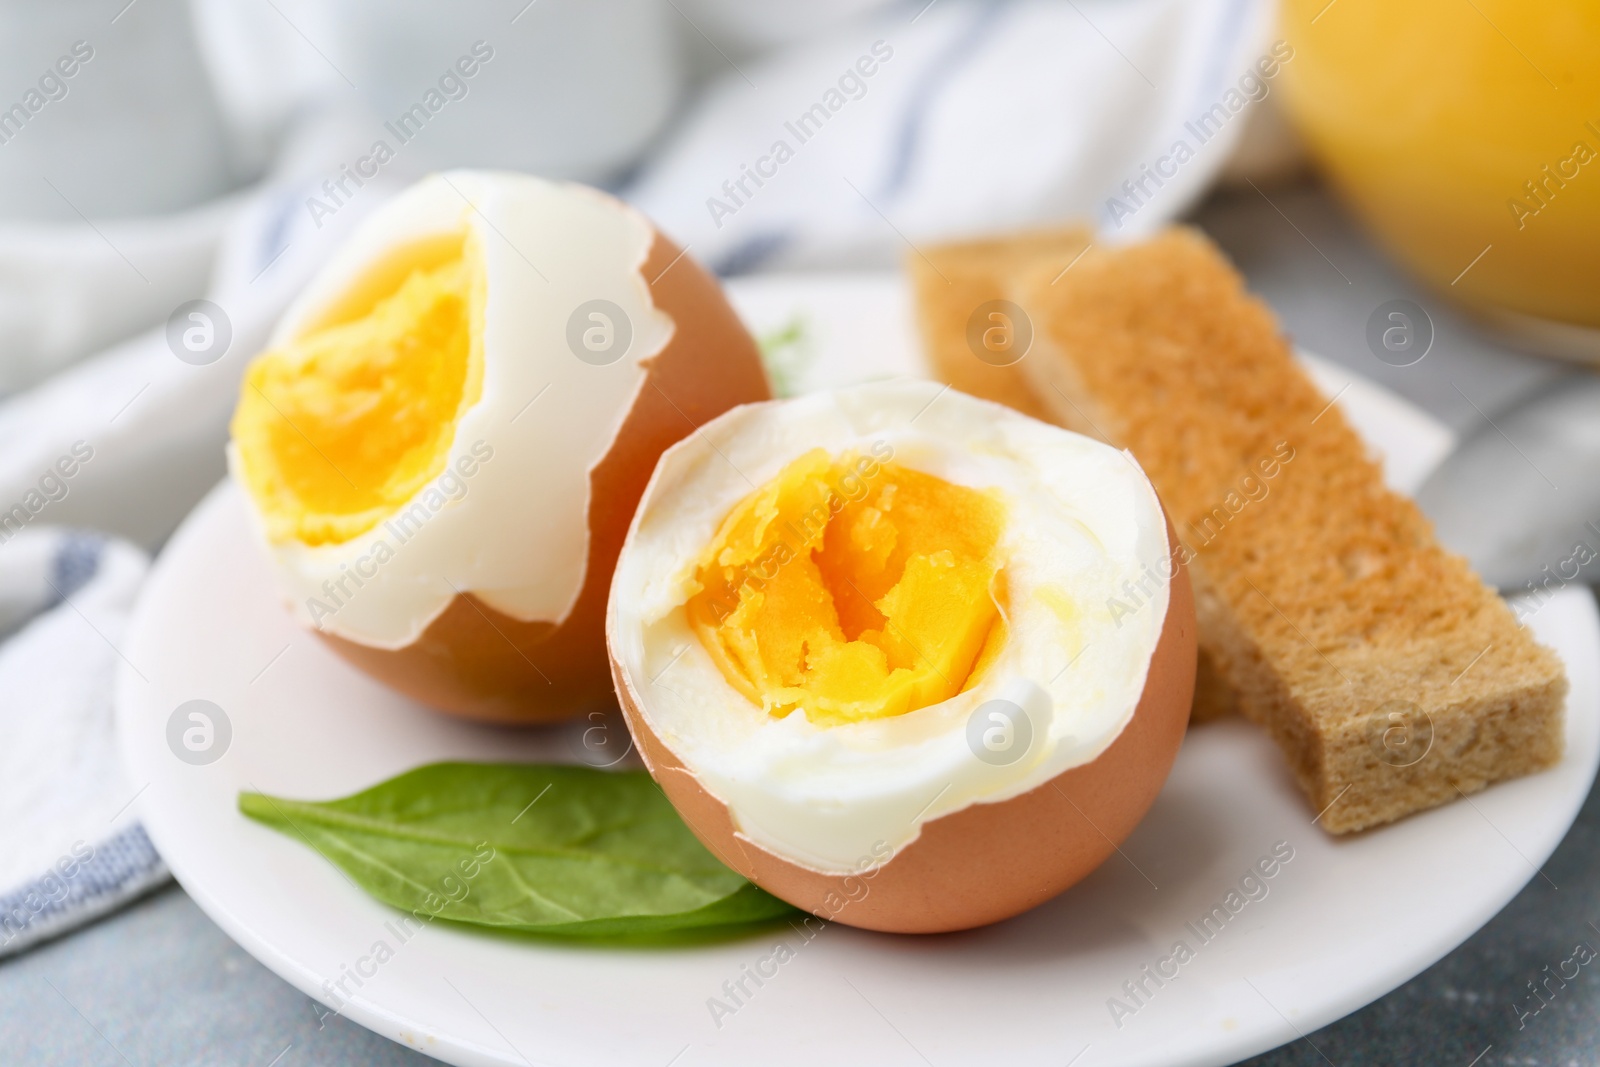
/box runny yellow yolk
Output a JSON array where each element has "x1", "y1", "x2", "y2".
[
  {"x1": 687, "y1": 449, "x2": 1008, "y2": 726},
  {"x1": 231, "y1": 236, "x2": 484, "y2": 546}
]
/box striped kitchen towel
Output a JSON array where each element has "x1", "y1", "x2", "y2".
[
  {"x1": 0, "y1": 527, "x2": 169, "y2": 958},
  {"x1": 628, "y1": 0, "x2": 1274, "y2": 275}
]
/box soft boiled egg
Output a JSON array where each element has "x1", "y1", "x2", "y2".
[
  {"x1": 228, "y1": 171, "x2": 769, "y2": 722},
  {"x1": 607, "y1": 382, "x2": 1195, "y2": 933}
]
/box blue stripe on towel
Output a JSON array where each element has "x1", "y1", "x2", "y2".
[
  {"x1": 50, "y1": 532, "x2": 104, "y2": 602},
  {"x1": 712, "y1": 231, "x2": 795, "y2": 277},
  {"x1": 0, "y1": 824, "x2": 169, "y2": 959},
  {"x1": 710, "y1": 2, "x2": 1013, "y2": 276},
  {"x1": 876, "y1": 0, "x2": 1011, "y2": 202}
]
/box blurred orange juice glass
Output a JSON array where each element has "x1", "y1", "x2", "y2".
[{"x1": 1277, "y1": 0, "x2": 1600, "y2": 344}]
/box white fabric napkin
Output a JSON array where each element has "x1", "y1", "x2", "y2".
[
  {"x1": 0, "y1": 193, "x2": 245, "y2": 399},
  {"x1": 629, "y1": 0, "x2": 1273, "y2": 273}
]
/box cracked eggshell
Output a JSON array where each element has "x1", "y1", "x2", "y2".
[
  {"x1": 236, "y1": 173, "x2": 769, "y2": 723},
  {"x1": 606, "y1": 385, "x2": 1196, "y2": 933}
]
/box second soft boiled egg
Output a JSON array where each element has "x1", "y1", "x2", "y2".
[
  {"x1": 228, "y1": 171, "x2": 769, "y2": 722},
  {"x1": 607, "y1": 381, "x2": 1196, "y2": 933}
]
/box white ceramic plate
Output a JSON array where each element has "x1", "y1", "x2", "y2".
[{"x1": 118, "y1": 274, "x2": 1599, "y2": 1067}]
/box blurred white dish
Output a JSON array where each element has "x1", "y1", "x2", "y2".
[
  {"x1": 192, "y1": 0, "x2": 684, "y2": 185},
  {"x1": 118, "y1": 273, "x2": 1597, "y2": 1067},
  {"x1": 0, "y1": 0, "x2": 247, "y2": 388},
  {"x1": 0, "y1": 0, "x2": 235, "y2": 222},
  {"x1": 680, "y1": 0, "x2": 902, "y2": 55}
]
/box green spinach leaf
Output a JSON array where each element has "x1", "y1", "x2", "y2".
[{"x1": 239, "y1": 763, "x2": 798, "y2": 938}]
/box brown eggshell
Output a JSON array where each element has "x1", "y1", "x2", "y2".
[
  {"x1": 321, "y1": 232, "x2": 770, "y2": 724},
  {"x1": 612, "y1": 518, "x2": 1197, "y2": 934}
]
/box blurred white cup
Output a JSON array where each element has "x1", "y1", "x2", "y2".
[
  {"x1": 322, "y1": 0, "x2": 685, "y2": 182},
  {"x1": 0, "y1": 0, "x2": 235, "y2": 222},
  {"x1": 679, "y1": 0, "x2": 900, "y2": 55}
]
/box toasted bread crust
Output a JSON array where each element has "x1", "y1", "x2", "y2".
[
  {"x1": 909, "y1": 226, "x2": 1240, "y2": 723},
  {"x1": 907, "y1": 226, "x2": 1092, "y2": 424},
  {"x1": 911, "y1": 226, "x2": 1566, "y2": 832}
]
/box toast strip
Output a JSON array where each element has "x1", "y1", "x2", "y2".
[
  {"x1": 913, "y1": 227, "x2": 1565, "y2": 832},
  {"x1": 908, "y1": 226, "x2": 1240, "y2": 723}
]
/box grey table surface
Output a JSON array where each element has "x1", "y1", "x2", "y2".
[{"x1": 2, "y1": 181, "x2": 1595, "y2": 1066}]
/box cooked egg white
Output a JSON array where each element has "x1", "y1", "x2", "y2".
[
  {"x1": 609, "y1": 381, "x2": 1173, "y2": 873},
  {"x1": 229, "y1": 171, "x2": 674, "y2": 647}
]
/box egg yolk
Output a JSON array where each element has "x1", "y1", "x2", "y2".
[
  {"x1": 231, "y1": 236, "x2": 485, "y2": 545},
  {"x1": 687, "y1": 449, "x2": 1007, "y2": 726}
]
